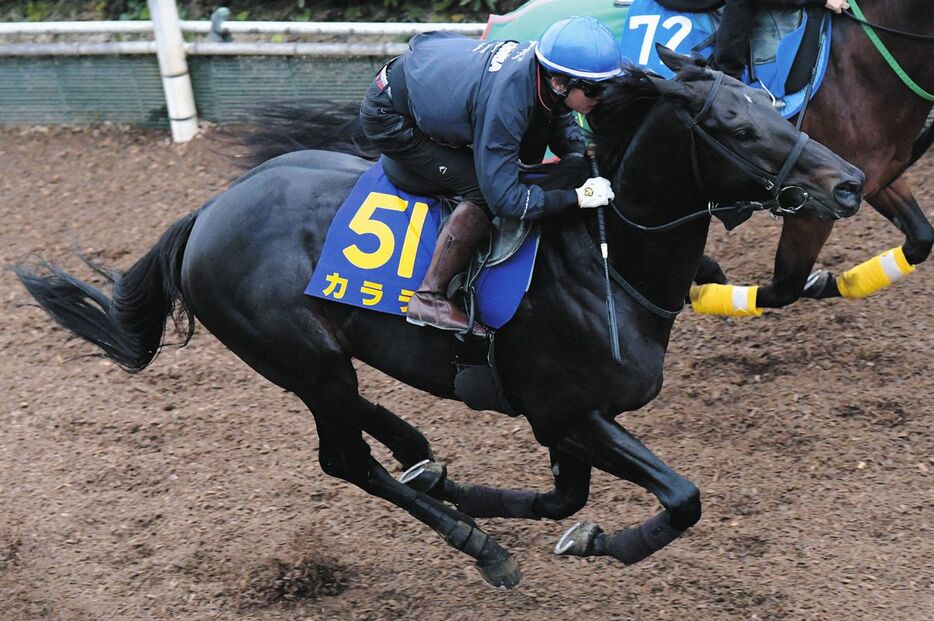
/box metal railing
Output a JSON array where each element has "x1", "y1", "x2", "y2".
[
  {"x1": 0, "y1": 16, "x2": 483, "y2": 58},
  {"x1": 0, "y1": 1, "x2": 486, "y2": 140},
  {"x1": 0, "y1": 41, "x2": 411, "y2": 57},
  {"x1": 0, "y1": 20, "x2": 485, "y2": 37}
]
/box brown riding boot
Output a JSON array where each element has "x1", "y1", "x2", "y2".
[{"x1": 407, "y1": 201, "x2": 490, "y2": 337}]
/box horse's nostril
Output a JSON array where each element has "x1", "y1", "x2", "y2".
[{"x1": 833, "y1": 180, "x2": 862, "y2": 210}]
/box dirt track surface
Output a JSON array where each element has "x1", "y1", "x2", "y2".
[{"x1": 1, "y1": 126, "x2": 931, "y2": 620}]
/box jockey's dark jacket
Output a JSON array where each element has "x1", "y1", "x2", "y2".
[{"x1": 388, "y1": 32, "x2": 585, "y2": 220}]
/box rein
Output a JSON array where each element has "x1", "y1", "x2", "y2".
[
  {"x1": 844, "y1": 0, "x2": 934, "y2": 102},
  {"x1": 841, "y1": 5, "x2": 934, "y2": 41},
  {"x1": 573, "y1": 219, "x2": 683, "y2": 321},
  {"x1": 609, "y1": 70, "x2": 812, "y2": 235}
]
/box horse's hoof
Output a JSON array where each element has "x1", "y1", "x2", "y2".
[
  {"x1": 554, "y1": 521, "x2": 605, "y2": 556},
  {"x1": 803, "y1": 270, "x2": 836, "y2": 298},
  {"x1": 476, "y1": 554, "x2": 522, "y2": 589},
  {"x1": 399, "y1": 459, "x2": 447, "y2": 498}
]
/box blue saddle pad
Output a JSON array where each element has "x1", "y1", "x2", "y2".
[
  {"x1": 305, "y1": 161, "x2": 540, "y2": 329},
  {"x1": 619, "y1": 0, "x2": 832, "y2": 118}
]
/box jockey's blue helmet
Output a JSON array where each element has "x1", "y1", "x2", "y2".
[{"x1": 535, "y1": 16, "x2": 623, "y2": 82}]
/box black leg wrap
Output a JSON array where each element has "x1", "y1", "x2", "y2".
[
  {"x1": 413, "y1": 497, "x2": 487, "y2": 558},
  {"x1": 604, "y1": 511, "x2": 684, "y2": 565},
  {"x1": 443, "y1": 522, "x2": 489, "y2": 558},
  {"x1": 446, "y1": 482, "x2": 538, "y2": 519}
]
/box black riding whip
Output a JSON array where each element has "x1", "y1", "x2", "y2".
[{"x1": 587, "y1": 145, "x2": 623, "y2": 365}]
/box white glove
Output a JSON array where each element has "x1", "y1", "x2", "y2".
[{"x1": 575, "y1": 176, "x2": 615, "y2": 208}]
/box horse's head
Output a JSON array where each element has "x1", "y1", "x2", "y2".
[{"x1": 593, "y1": 46, "x2": 864, "y2": 222}]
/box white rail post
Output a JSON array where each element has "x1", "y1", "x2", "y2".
[{"x1": 148, "y1": 0, "x2": 198, "y2": 142}]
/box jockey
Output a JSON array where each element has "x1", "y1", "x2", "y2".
[
  {"x1": 713, "y1": 0, "x2": 850, "y2": 80},
  {"x1": 359, "y1": 16, "x2": 622, "y2": 337}
]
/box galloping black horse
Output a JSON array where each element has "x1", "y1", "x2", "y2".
[{"x1": 16, "y1": 49, "x2": 863, "y2": 588}]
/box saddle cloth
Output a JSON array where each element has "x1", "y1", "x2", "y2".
[
  {"x1": 305, "y1": 160, "x2": 541, "y2": 329},
  {"x1": 619, "y1": 0, "x2": 832, "y2": 118}
]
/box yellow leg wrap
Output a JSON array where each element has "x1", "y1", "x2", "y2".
[
  {"x1": 836, "y1": 247, "x2": 916, "y2": 300},
  {"x1": 689, "y1": 284, "x2": 763, "y2": 317}
]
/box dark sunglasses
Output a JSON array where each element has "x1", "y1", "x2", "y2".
[
  {"x1": 551, "y1": 74, "x2": 609, "y2": 99},
  {"x1": 570, "y1": 78, "x2": 608, "y2": 99}
]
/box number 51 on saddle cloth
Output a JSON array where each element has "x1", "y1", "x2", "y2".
[{"x1": 305, "y1": 160, "x2": 541, "y2": 329}]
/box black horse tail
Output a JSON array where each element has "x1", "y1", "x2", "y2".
[
  {"x1": 227, "y1": 100, "x2": 379, "y2": 170},
  {"x1": 15, "y1": 213, "x2": 197, "y2": 373}
]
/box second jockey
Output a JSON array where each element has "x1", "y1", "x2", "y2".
[{"x1": 713, "y1": 0, "x2": 850, "y2": 80}]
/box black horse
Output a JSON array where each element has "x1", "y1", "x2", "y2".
[{"x1": 16, "y1": 49, "x2": 863, "y2": 588}]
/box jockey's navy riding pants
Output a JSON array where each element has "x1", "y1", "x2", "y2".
[{"x1": 358, "y1": 59, "x2": 493, "y2": 219}]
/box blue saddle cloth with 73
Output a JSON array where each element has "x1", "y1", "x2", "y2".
[
  {"x1": 305, "y1": 161, "x2": 541, "y2": 329},
  {"x1": 619, "y1": 0, "x2": 832, "y2": 118}
]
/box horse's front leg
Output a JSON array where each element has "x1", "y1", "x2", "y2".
[
  {"x1": 691, "y1": 216, "x2": 834, "y2": 314},
  {"x1": 758, "y1": 214, "x2": 835, "y2": 306},
  {"x1": 552, "y1": 411, "x2": 700, "y2": 565},
  {"x1": 867, "y1": 178, "x2": 933, "y2": 266},
  {"x1": 693, "y1": 254, "x2": 730, "y2": 286},
  {"x1": 357, "y1": 395, "x2": 435, "y2": 470},
  {"x1": 400, "y1": 448, "x2": 591, "y2": 520},
  {"x1": 800, "y1": 179, "x2": 931, "y2": 300}
]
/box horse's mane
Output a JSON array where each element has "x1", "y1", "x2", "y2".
[
  {"x1": 587, "y1": 61, "x2": 707, "y2": 176},
  {"x1": 223, "y1": 100, "x2": 379, "y2": 170}
]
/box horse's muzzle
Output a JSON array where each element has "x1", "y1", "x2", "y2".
[{"x1": 832, "y1": 179, "x2": 863, "y2": 216}]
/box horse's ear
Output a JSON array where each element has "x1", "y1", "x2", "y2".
[
  {"x1": 647, "y1": 74, "x2": 691, "y2": 100},
  {"x1": 655, "y1": 43, "x2": 696, "y2": 73}
]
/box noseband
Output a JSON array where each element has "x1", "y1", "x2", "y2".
[{"x1": 610, "y1": 70, "x2": 813, "y2": 233}]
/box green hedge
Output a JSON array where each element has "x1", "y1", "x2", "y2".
[{"x1": 2, "y1": 1, "x2": 528, "y2": 23}]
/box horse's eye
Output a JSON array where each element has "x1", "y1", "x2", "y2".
[{"x1": 734, "y1": 127, "x2": 756, "y2": 141}]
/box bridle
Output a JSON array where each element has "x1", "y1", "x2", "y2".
[
  {"x1": 609, "y1": 70, "x2": 813, "y2": 234},
  {"x1": 585, "y1": 69, "x2": 818, "y2": 334}
]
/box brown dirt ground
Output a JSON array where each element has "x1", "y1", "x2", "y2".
[{"x1": 1, "y1": 125, "x2": 931, "y2": 621}]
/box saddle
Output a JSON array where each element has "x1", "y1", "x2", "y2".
[
  {"x1": 439, "y1": 196, "x2": 536, "y2": 306},
  {"x1": 750, "y1": 6, "x2": 825, "y2": 94}
]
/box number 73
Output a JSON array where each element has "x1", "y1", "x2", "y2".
[{"x1": 342, "y1": 191, "x2": 430, "y2": 278}]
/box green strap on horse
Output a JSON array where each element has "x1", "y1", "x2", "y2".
[{"x1": 847, "y1": 0, "x2": 934, "y2": 102}]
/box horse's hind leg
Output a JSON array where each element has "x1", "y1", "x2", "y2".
[
  {"x1": 357, "y1": 396, "x2": 434, "y2": 469},
  {"x1": 551, "y1": 411, "x2": 700, "y2": 566},
  {"x1": 401, "y1": 448, "x2": 591, "y2": 521},
  {"x1": 300, "y1": 387, "x2": 521, "y2": 588},
  {"x1": 206, "y1": 329, "x2": 518, "y2": 586}
]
